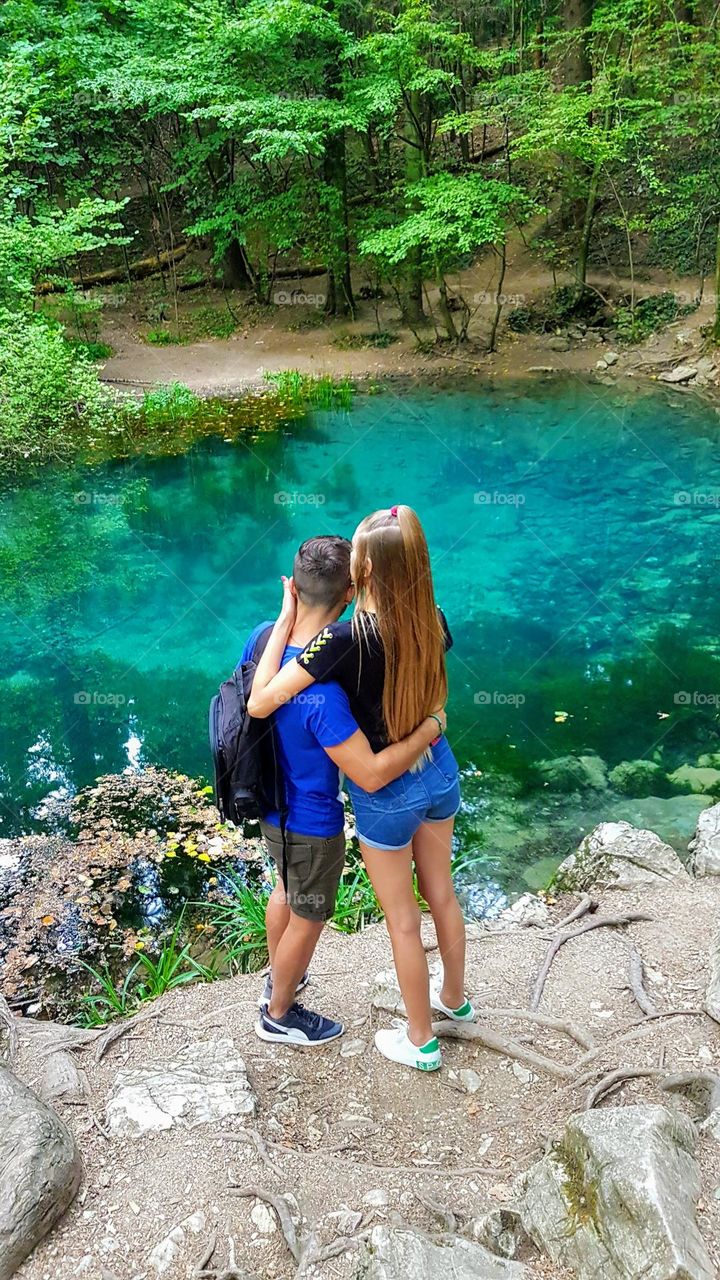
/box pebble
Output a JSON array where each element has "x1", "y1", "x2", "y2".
[
  {"x1": 340, "y1": 1038, "x2": 367, "y2": 1058},
  {"x1": 458, "y1": 1068, "x2": 483, "y2": 1094},
  {"x1": 363, "y1": 1189, "x2": 390, "y2": 1207},
  {"x1": 512, "y1": 1063, "x2": 536, "y2": 1085},
  {"x1": 250, "y1": 1202, "x2": 277, "y2": 1234}
]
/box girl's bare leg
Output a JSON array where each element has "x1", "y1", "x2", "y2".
[
  {"x1": 359, "y1": 840, "x2": 434, "y2": 1046},
  {"x1": 412, "y1": 818, "x2": 466, "y2": 1009}
]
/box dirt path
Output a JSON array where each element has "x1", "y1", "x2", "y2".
[
  {"x1": 11, "y1": 877, "x2": 720, "y2": 1280},
  {"x1": 98, "y1": 240, "x2": 716, "y2": 396}
]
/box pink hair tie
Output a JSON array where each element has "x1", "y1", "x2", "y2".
[{"x1": 390, "y1": 505, "x2": 398, "y2": 517}]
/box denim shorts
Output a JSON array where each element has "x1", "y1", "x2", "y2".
[{"x1": 346, "y1": 736, "x2": 461, "y2": 851}]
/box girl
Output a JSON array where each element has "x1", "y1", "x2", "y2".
[{"x1": 249, "y1": 505, "x2": 474, "y2": 1071}]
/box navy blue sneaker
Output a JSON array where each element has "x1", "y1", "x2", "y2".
[
  {"x1": 255, "y1": 1001, "x2": 344, "y2": 1046},
  {"x1": 258, "y1": 970, "x2": 309, "y2": 1007}
]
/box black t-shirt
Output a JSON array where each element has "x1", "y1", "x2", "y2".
[{"x1": 296, "y1": 609, "x2": 452, "y2": 752}]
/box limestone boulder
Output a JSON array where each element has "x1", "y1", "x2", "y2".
[
  {"x1": 358, "y1": 1226, "x2": 529, "y2": 1279},
  {"x1": 689, "y1": 802, "x2": 720, "y2": 877},
  {"x1": 517, "y1": 1105, "x2": 714, "y2": 1280},
  {"x1": 554, "y1": 821, "x2": 687, "y2": 892},
  {"x1": 106, "y1": 1037, "x2": 256, "y2": 1137},
  {"x1": 0, "y1": 1065, "x2": 82, "y2": 1280}
]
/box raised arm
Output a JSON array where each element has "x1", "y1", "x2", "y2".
[
  {"x1": 247, "y1": 576, "x2": 315, "y2": 718},
  {"x1": 324, "y1": 710, "x2": 446, "y2": 794}
]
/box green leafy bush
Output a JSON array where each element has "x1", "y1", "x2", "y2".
[{"x1": 0, "y1": 313, "x2": 116, "y2": 468}]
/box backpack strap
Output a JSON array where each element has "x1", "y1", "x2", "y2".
[{"x1": 251, "y1": 622, "x2": 290, "y2": 891}]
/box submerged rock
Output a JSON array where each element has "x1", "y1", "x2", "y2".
[
  {"x1": 669, "y1": 764, "x2": 720, "y2": 796},
  {"x1": 106, "y1": 1038, "x2": 256, "y2": 1136},
  {"x1": 359, "y1": 1226, "x2": 528, "y2": 1278},
  {"x1": 536, "y1": 754, "x2": 608, "y2": 793},
  {"x1": 613, "y1": 794, "x2": 712, "y2": 850},
  {"x1": 689, "y1": 802, "x2": 720, "y2": 877},
  {"x1": 517, "y1": 1105, "x2": 714, "y2": 1280},
  {"x1": 608, "y1": 759, "x2": 669, "y2": 797},
  {"x1": 554, "y1": 821, "x2": 687, "y2": 891},
  {"x1": 0, "y1": 1066, "x2": 82, "y2": 1280}
]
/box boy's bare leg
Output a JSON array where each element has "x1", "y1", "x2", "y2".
[
  {"x1": 266, "y1": 881, "x2": 291, "y2": 968},
  {"x1": 267, "y1": 914, "x2": 324, "y2": 1017}
]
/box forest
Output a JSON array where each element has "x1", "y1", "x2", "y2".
[{"x1": 1, "y1": 0, "x2": 719, "y2": 464}]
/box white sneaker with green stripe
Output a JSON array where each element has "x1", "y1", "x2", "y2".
[
  {"x1": 374, "y1": 1026, "x2": 441, "y2": 1071},
  {"x1": 429, "y1": 979, "x2": 476, "y2": 1022}
]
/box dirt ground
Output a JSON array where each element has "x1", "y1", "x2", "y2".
[
  {"x1": 97, "y1": 233, "x2": 719, "y2": 398},
  {"x1": 11, "y1": 877, "x2": 720, "y2": 1280}
]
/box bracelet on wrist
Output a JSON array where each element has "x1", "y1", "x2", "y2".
[{"x1": 428, "y1": 713, "x2": 444, "y2": 738}]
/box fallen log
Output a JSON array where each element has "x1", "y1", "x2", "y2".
[{"x1": 37, "y1": 243, "x2": 191, "y2": 293}]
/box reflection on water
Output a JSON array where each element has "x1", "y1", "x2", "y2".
[{"x1": 1, "y1": 377, "x2": 720, "y2": 904}]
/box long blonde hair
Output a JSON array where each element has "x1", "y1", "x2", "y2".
[{"x1": 351, "y1": 505, "x2": 447, "y2": 742}]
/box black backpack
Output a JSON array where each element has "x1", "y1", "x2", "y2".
[{"x1": 209, "y1": 626, "x2": 285, "y2": 826}]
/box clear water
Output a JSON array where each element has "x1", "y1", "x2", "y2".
[{"x1": 2, "y1": 376, "x2": 720, "y2": 910}]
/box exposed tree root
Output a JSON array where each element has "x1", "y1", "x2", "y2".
[
  {"x1": 93, "y1": 1006, "x2": 163, "y2": 1062},
  {"x1": 554, "y1": 894, "x2": 597, "y2": 931},
  {"x1": 0, "y1": 994, "x2": 18, "y2": 1063},
  {"x1": 433, "y1": 1020, "x2": 574, "y2": 1080},
  {"x1": 530, "y1": 912, "x2": 654, "y2": 1011},
  {"x1": 585, "y1": 1065, "x2": 720, "y2": 1111},
  {"x1": 227, "y1": 1185, "x2": 300, "y2": 1262},
  {"x1": 586, "y1": 1066, "x2": 668, "y2": 1108},
  {"x1": 473, "y1": 1005, "x2": 595, "y2": 1050},
  {"x1": 626, "y1": 946, "x2": 657, "y2": 1017},
  {"x1": 660, "y1": 1070, "x2": 720, "y2": 1116}
]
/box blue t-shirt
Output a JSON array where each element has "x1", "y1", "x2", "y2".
[{"x1": 240, "y1": 622, "x2": 359, "y2": 838}]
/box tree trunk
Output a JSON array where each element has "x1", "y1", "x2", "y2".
[
  {"x1": 561, "y1": 0, "x2": 593, "y2": 87},
  {"x1": 488, "y1": 242, "x2": 507, "y2": 352},
  {"x1": 707, "y1": 217, "x2": 712, "y2": 345},
  {"x1": 221, "y1": 240, "x2": 252, "y2": 289},
  {"x1": 435, "y1": 265, "x2": 458, "y2": 342},
  {"x1": 401, "y1": 91, "x2": 427, "y2": 325},
  {"x1": 576, "y1": 160, "x2": 601, "y2": 293}
]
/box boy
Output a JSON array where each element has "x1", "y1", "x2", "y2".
[{"x1": 240, "y1": 535, "x2": 443, "y2": 1045}]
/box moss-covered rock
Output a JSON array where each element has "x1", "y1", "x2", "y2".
[
  {"x1": 608, "y1": 759, "x2": 670, "y2": 797},
  {"x1": 668, "y1": 764, "x2": 720, "y2": 796},
  {"x1": 536, "y1": 754, "x2": 608, "y2": 793}
]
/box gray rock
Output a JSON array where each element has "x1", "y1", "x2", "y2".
[
  {"x1": 689, "y1": 803, "x2": 720, "y2": 876},
  {"x1": 517, "y1": 1105, "x2": 714, "y2": 1280},
  {"x1": 549, "y1": 336, "x2": 571, "y2": 351},
  {"x1": 339, "y1": 1038, "x2": 367, "y2": 1058},
  {"x1": 604, "y1": 350, "x2": 619, "y2": 365},
  {"x1": 372, "y1": 969, "x2": 405, "y2": 1014},
  {"x1": 0, "y1": 1065, "x2": 82, "y2": 1280},
  {"x1": 537, "y1": 754, "x2": 608, "y2": 793},
  {"x1": 494, "y1": 892, "x2": 551, "y2": 929},
  {"x1": 106, "y1": 1038, "x2": 255, "y2": 1136},
  {"x1": 554, "y1": 821, "x2": 687, "y2": 892},
  {"x1": 359, "y1": 1226, "x2": 528, "y2": 1278},
  {"x1": 658, "y1": 364, "x2": 698, "y2": 383},
  {"x1": 458, "y1": 1068, "x2": 484, "y2": 1094},
  {"x1": 470, "y1": 1208, "x2": 529, "y2": 1259}
]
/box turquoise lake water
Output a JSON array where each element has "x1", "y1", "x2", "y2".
[{"x1": 2, "y1": 376, "x2": 720, "y2": 911}]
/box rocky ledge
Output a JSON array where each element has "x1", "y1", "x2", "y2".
[{"x1": 2, "y1": 808, "x2": 720, "y2": 1280}]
